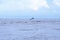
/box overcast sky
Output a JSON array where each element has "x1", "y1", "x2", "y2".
[{"x1": 0, "y1": 0, "x2": 60, "y2": 18}]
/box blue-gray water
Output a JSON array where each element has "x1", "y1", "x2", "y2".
[{"x1": 0, "y1": 19, "x2": 60, "y2": 40}]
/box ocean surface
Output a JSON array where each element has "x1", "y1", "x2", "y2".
[{"x1": 0, "y1": 19, "x2": 60, "y2": 40}]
